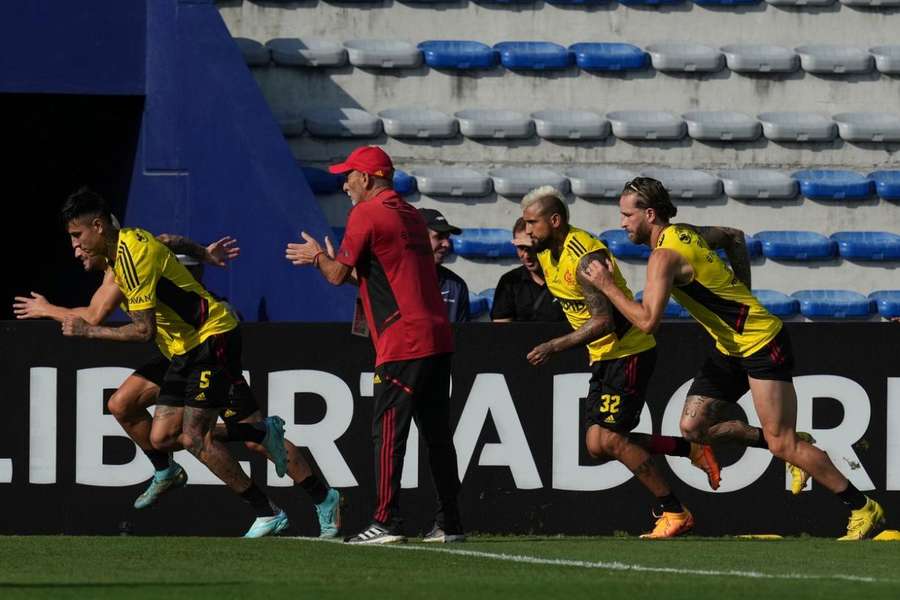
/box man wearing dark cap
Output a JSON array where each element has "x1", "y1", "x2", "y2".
[
  {"x1": 285, "y1": 146, "x2": 465, "y2": 544},
  {"x1": 418, "y1": 208, "x2": 470, "y2": 323}
]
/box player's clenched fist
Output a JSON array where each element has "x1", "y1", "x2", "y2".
[{"x1": 62, "y1": 315, "x2": 89, "y2": 337}]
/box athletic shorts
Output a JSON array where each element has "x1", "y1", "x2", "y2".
[
  {"x1": 585, "y1": 348, "x2": 657, "y2": 433},
  {"x1": 687, "y1": 327, "x2": 795, "y2": 403},
  {"x1": 156, "y1": 327, "x2": 258, "y2": 422},
  {"x1": 133, "y1": 353, "x2": 169, "y2": 387}
]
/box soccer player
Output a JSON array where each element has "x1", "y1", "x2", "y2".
[
  {"x1": 57, "y1": 188, "x2": 291, "y2": 537},
  {"x1": 286, "y1": 146, "x2": 463, "y2": 544},
  {"x1": 580, "y1": 177, "x2": 886, "y2": 540},
  {"x1": 15, "y1": 241, "x2": 342, "y2": 538},
  {"x1": 521, "y1": 186, "x2": 721, "y2": 539}
]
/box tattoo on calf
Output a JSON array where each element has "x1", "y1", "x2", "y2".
[{"x1": 631, "y1": 458, "x2": 654, "y2": 477}]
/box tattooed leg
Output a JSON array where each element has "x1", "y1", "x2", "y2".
[
  {"x1": 180, "y1": 406, "x2": 251, "y2": 493},
  {"x1": 680, "y1": 395, "x2": 764, "y2": 446},
  {"x1": 150, "y1": 405, "x2": 185, "y2": 452},
  {"x1": 586, "y1": 425, "x2": 671, "y2": 497}
]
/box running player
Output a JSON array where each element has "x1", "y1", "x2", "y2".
[
  {"x1": 521, "y1": 186, "x2": 721, "y2": 539},
  {"x1": 581, "y1": 177, "x2": 886, "y2": 540},
  {"x1": 57, "y1": 187, "x2": 289, "y2": 537},
  {"x1": 15, "y1": 240, "x2": 342, "y2": 538}
]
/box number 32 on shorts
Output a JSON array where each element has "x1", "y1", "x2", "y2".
[{"x1": 600, "y1": 394, "x2": 620, "y2": 414}]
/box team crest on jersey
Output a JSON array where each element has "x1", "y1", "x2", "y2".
[
  {"x1": 564, "y1": 270, "x2": 575, "y2": 284},
  {"x1": 678, "y1": 230, "x2": 692, "y2": 244},
  {"x1": 135, "y1": 231, "x2": 147, "y2": 242}
]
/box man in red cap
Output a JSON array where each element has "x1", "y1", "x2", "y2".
[{"x1": 285, "y1": 146, "x2": 465, "y2": 544}]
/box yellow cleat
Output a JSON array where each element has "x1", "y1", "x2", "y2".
[
  {"x1": 690, "y1": 443, "x2": 721, "y2": 491},
  {"x1": 640, "y1": 509, "x2": 694, "y2": 539},
  {"x1": 787, "y1": 432, "x2": 816, "y2": 495},
  {"x1": 838, "y1": 497, "x2": 886, "y2": 541}
]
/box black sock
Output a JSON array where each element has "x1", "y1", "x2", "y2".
[
  {"x1": 748, "y1": 427, "x2": 769, "y2": 449},
  {"x1": 143, "y1": 449, "x2": 171, "y2": 472},
  {"x1": 656, "y1": 494, "x2": 683, "y2": 514},
  {"x1": 226, "y1": 422, "x2": 266, "y2": 444},
  {"x1": 300, "y1": 475, "x2": 329, "y2": 505},
  {"x1": 837, "y1": 483, "x2": 867, "y2": 511},
  {"x1": 672, "y1": 438, "x2": 691, "y2": 457},
  {"x1": 240, "y1": 482, "x2": 275, "y2": 517}
]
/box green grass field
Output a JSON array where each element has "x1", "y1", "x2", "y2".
[{"x1": 1, "y1": 535, "x2": 898, "y2": 599}]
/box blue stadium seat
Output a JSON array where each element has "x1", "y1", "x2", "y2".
[
  {"x1": 830, "y1": 232, "x2": 900, "y2": 261},
  {"x1": 479, "y1": 288, "x2": 496, "y2": 313},
  {"x1": 568, "y1": 43, "x2": 649, "y2": 71},
  {"x1": 636, "y1": 291, "x2": 691, "y2": 318},
  {"x1": 743, "y1": 233, "x2": 763, "y2": 258},
  {"x1": 417, "y1": 41, "x2": 498, "y2": 70},
  {"x1": 754, "y1": 289, "x2": 799, "y2": 317},
  {"x1": 792, "y1": 170, "x2": 874, "y2": 201},
  {"x1": 301, "y1": 167, "x2": 344, "y2": 194},
  {"x1": 453, "y1": 228, "x2": 517, "y2": 258},
  {"x1": 792, "y1": 290, "x2": 875, "y2": 318},
  {"x1": 469, "y1": 293, "x2": 489, "y2": 318},
  {"x1": 868, "y1": 291, "x2": 900, "y2": 318},
  {"x1": 869, "y1": 171, "x2": 900, "y2": 201},
  {"x1": 620, "y1": 0, "x2": 683, "y2": 5},
  {"x1": 599, "y1": 229, "x2": 651, "y2": 259},
  {"x1": 493, "y1": 42, "x2": 573, "y2": 70},
  {"x1": 547, "y1": 0, "x2": 609, "y2": 4},
  {"x1": 695, "y1": 0, "x2": 759, "y2": 5},
  {"x1": 393, "y1": 170, "x2": 417, "y2": 195},
  {"x1": 234, "y1": 38, "x2": 271, "y2": 66},
  {"x1": 754, "y1": 231, "x2": 837, "y2": 260}
]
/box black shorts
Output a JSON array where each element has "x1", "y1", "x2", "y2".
[
  {"x1": 687, "y1": 327, "x2": 795, "y2": 403},
  {"x1": 133, "y1": 353, "x2": 169, "y2": 387},
  {"x1": 585, "y1": 348, "x2": 657, "y2": 433},
  {"x1": 157, "y1": 327, "x2": 259, "y2": 422}
]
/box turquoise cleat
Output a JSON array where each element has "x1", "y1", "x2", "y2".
[
  {"x1": 133, "y1": 463, "x2": 188, "y2": 509},
  {"x1": 263, "y1": 416, "x2": 288, "y2": 478},
  {"x1": 316, "y1": 488, "x2": 342, "y2": 539},
  {"x1": 244, "y1": 509, "x2": 289, "y2": 538}
]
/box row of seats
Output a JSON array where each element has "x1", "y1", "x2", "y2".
[
  {"x1": 302, "y1": 165, "x2": 900, "y2": 201},
  {"x1": 238, "y1": 38, "x2": 900, "y2": 75},
  {"x1": 280, "y1": 107, "x2": 900, "y2": 144},
  {"x1": 252, "y1": 0, "x2": 900, "y2": 6}
]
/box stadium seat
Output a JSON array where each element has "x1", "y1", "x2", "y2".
[
  {"x1": 417, "y1": 41, "x2": 498, "y2": 70},
  {"x1": 718, "y1": 169, "x2": 799, "y2": 200},
  {"x1": 869, "y1": 171, "x2": 900, "y2": 201},
  {"x1": 599, "y1": 229, "x2": 651, "y2": 259},
  {"x1": 469, "y1": 292, "x2": 489, "y2": 318},
  {"x1": 489, "y1": 167, "x2": 570, "y2": 197},
  {"x1": 301, "y1": 167, "x2": 344, "y2": 194},
  {"x1": 453, "y1": 228, "x2": 518, "y2": 258},
  {"x1": 343, "y1": 40, "x2": 422, "y2": 68},
  {"x1": 479, "y1": 288, "x2": 496, "y2": 313},
  {"x1": 754, "y1": 231, "x2": 837, "y2": 260},
  {"x1": 393, "y1": 170, "x2": 418, "y2": 195},
  {"x1": 841, "y1": 0, "x2": 900, "y2": 4},
  {"x1": 720, "y1": 44, "x2": 799, "y2": 74},
  {"x1": 234, "y1": 38, "x2": 270, "y2": 66},
  {"x1": 606, "y1": 111, "x2": 686, "y2": 140},
  {"x1": 378, "y1": 108, "x2": 458, "y2": 139},
  {"x1": 792, "y1": 170, "x2": 874, "y2": 201},
  {"x1": 694, "y1": 0, "x2": 759, "y2": 5},
  {"x1": 531, "y1": 110, "x2": 609, "y2": 140},
  {"x1": 636, "y1": 291, "x2": 691, "y2": 318},
  {"x1": 566, "y1": 167, "x2": 638, "y2": 199},
  {"x1": 833, "y1": 113, "x2": 900, "y2": 143},
  {"x1": 744, "y1": 234, "x2": 763, "y2": 258},
  {"x1": 682, "y1": 111, "x2": 761, "y2": 142},
  {"x1": 870, "y1": 45, "x2": 900, "y2": 74},
  {"x1": 765, "y1": 0, "x2": 834, "y2": 5},
  {"x1": 568, "y1": 43, "x2": 649, "y2": 71},
  {"x1": 455, "y1": 109, "x2": 534, "y2": 139},
  {"x1": 830, "y1": 232, "x2": 900, "y2": 261},
  {"x1": 640, "y1": 169, "x2": 723, "y2": 199},
  {"x1": 792, "y1": 290, "x2": 875, "y2": 318},
  {"x1": 645, "y1": 43, "x2": 724, "y2": 73},
  {"x1": 412, "y1": 166, "x2": 493, "y2": 197},
  {"x1": 868, "y1": 291, "x2": 900, "y2": 318},
  {"x1": 275, "y1": 114, "x2": 305, "y2": 137},
  {"x1": 620, "y1": 0, "x2": 684, "y2": 5},
  {"x1": 754, "y1": 289, "x2": 800, "y2": 318},
  {"x1": 266, "y1": 38, "x2": 347, "y2": 67},
  {"x1": 301, "y1": 108, "x2": 382, "y2": 138},
  {"x1": 795, "y1": 45, "x2": 873, "y2": 75},
  {"x1": 757, "y1": 112, "x2": 836, "y2": 142},
  {"x1": 493, "y1": 42, "x2": 573, "y2": 70},
  {"x1": 546, "y1": 0, "x2": 609, "y2": 4}
]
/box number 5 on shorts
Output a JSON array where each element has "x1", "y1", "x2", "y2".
[
  {"x1": 600, "y1": 394, "x2": 620, "y2": 414},
  {"x1": 199, "y1": 370, "x2": 211, "y2": 389}
]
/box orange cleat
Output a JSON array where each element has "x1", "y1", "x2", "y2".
[
  {"x1": 640, "y1": 509, "x2": 695, "y2": 539},
  {"x1": 690, "y1": 443, "x2": 721, "y2": 491}
]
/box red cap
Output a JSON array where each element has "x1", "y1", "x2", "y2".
[{"x1": 328, "y1": 146, "x2": 394, "y2": 178}]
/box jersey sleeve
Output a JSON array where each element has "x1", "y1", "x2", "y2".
[
  {"x1": 336, "y1": 206, "x2": 372, "y2": 268},
  {"x1": 116, "y1": 235, "x2": 160, "y2": 311}
]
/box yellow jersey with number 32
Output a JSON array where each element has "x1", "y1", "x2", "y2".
[
  {"x1": 113, "y1": 227, "x2": 238, "y2": 359},
  {"x1": 656, "y1": 224, "x2": 781, "y2": 357},
  {"x1": 538, "y1": 226, "x2": 655, "y2": 364}
]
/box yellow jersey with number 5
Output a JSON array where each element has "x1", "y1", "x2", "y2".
[
  {"x1": 538, "y1": 226, "x2": 655, "y2": 364},
  {"x1": 656, "y1": 224, "x2": 781, "y2": 357}
]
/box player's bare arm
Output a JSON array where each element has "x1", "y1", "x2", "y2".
[
  {"x1": 15, "y1": 269, "x2": 123, "y2": 325},
  {"x1": 156, "y1": 234, "x2": 240, "y2": 267},
  {"x1": 285, "y1": 231, "x2": 356, "y2": 285},
  {"x1": 690, "y1": 225, "x2": 752, "y2": 290},
  {"x1": 527, "y1": 252, "x2": 614, "y2": 366},
  {"x1": 62, "y1": 307, "x2": 157, "y2": 343}
]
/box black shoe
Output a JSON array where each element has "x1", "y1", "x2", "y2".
[
  {"x1": 423, "y1": 523, "x2": 466, "y2": 543},
  {"x1": 345, "y1": 523, "x2": 406, "y2": 545}
]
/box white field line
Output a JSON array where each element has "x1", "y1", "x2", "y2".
[{"x1": 283, "y1": 537, "x2": 896, "y2": 584}]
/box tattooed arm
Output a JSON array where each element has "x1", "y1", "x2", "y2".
[
  {"x1": 691, "y1": 225, "x2": 752, "y2": 290},
  {"x1": 527, "y1": 252, "x2": 614, "y2": 366},
  {"x1": 61, "y1": 308, "x2": 157, "y2": 343},
  {"x1": 156, "y1": 234, "x2": 240, "y2": 268}
]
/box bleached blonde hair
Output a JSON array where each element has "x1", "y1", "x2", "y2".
[{"x1": 521, "y1": 185, "x2": 568, "y2": 222}]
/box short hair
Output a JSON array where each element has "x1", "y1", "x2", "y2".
[
  {"x1": 521, "y1": 185, "x2": 568, "y2": 224},
  {"x1": 59, "y1": 187, "x2": 113, "y2": 226},
  {"x1": 512, "y1": 217, "x2": 527, "y2": 235},
  {"x1": 622, "y1": 177, "x2": 677, "y2": 221}
]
